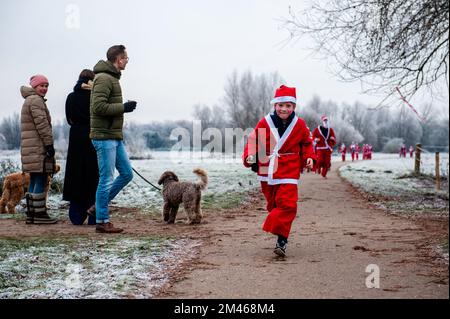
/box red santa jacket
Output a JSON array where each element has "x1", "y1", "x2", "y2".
[
  {"x1": 243, "y1": 114, "x2": 315, "y2": 185},
  {"x1": 312, "y1": 126, "x2": 336, "y2": 152}
]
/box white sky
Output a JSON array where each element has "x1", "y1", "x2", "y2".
[{"x1": 1, "y1": 0, "x2": 447, "y2": 124}]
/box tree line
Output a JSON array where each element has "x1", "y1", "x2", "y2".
[{"x1": 1, "y1": 70, "x2": 448, "y2": 154}]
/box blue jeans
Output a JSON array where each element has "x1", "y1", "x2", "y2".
[
  {"x1": 91, "y1": 139, "x2": 133, "y2": 223},
  {"x1": 28, "y1": 173, "x2": 48, "y2": 193}
]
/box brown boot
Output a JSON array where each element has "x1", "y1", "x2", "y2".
[{"x1": 96, "y1": 222, "x2": 123, "y2": 233}]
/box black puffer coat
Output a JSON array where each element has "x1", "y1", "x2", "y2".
[{"x1": 62, "y1": 80, "x2": 99, "y2": 204}]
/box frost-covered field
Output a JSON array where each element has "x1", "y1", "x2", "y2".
[
  {"x1": 0, "y1": 150, "x2": 257, "y2": 215},
  {"x1": 0, "y1": 236, "x2": 200, "y2": 299},
  {"x1": 117, "y1": 151, "x2": 257, "y2": 211},
  {"x1": 0, "y1": 150, "x2": 256, "y2": 298},
  {"x1": 339, "y1": 153, "x2": 449, "y2": 215}
]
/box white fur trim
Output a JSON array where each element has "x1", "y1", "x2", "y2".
[
  {"x1": 270, "y1": 96, "x2": 296, "y2": 105},
  {"x1": 317, "y1": 125, "x2": 332, "y2": 151},
  {"x1": 257, "y1": 176, "x2": 268, "y2": 182},
  {"x1": 263, "y1": 114, "x2": 299, "y2": 184}
]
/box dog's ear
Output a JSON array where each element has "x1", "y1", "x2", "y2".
[
  {"x1": 171, "y1": 172, "x2": 179, "y2": 182},
  {"x1": 158, "y1": 172, "x2": 167, "y2": 185},
  {"x1": 158, "y1": 172, "x2": 173, "y2": 185}
]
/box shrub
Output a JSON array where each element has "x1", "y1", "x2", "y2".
[{"x1": 382, "y1": 138, "x2": 404, "y2": 153}]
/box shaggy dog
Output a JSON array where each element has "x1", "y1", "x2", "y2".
[
  {"x1": 157, "y1": 168, "x2": 208, "y2": 224},
  {"x1": 0, "y1": 164, "x2": 60, "y2": 214}
]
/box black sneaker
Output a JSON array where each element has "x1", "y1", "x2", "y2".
[{"x1": 274, "y1": 242, "x2": 287, "y2": 257}]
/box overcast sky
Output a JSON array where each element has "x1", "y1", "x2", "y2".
[{"x1": 1, "y1": 0, "x2": 447, "y2": 124}]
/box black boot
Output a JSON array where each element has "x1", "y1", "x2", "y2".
[
  {"x1": 25, "y1": 192, "x2": 34, "y2": 224},
  {"x1": 274, "y1": 235, "x2": 288, "y2": 257}
]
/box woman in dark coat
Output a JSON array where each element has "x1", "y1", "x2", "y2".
[{"x1": 63, "y1": 69, "x2": 98, "y2": 225}]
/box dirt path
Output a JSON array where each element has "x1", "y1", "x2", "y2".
[
  {"x1": 157, "y1": 162, "x2": 449, "y2": 299},
  {"x1": 0, "y1": 163, "x2": 447, "y2": 298}
]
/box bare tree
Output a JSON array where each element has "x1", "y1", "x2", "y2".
[
  {"x1": 283, "y1": 0, "x2": 449, "y2": 102},
  {"x1": 192, "y1": 103, "x2": 228, "y2": 129},
  {"x1": 0, "y1": 113, "x2": 20, "y2": 149},
  {"x1": 224, "y1": 70, "x2": 284, "y2": 128}
]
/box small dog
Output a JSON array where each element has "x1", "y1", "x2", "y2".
[
  {"x1": 0, "y1": 164, "x2": 60, "y2": 214},
  {"x1": 158, "y1": 168, "x2": 208, "y2": 224}
]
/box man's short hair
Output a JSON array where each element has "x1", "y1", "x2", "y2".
[{"x1": 107, "y1": 45, "x2": 126, "y2": 63}]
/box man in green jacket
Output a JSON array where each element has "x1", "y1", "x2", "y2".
[{"x1": 90, "y1": 44, "x2": 137, "y2": 233}]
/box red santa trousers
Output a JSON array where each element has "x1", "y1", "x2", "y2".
[
  {"x1": 316, "y1": 149, "x2": 332, "y2": 177},
  {"x1": 260, "y1": 182, "x2": 298, "y2": 239}
]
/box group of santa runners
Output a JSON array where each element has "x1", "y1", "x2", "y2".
[
  {"x1": 399, "y1": 144, "x2": 415, "y2": 158},
  {"x1": 339, "y1": 142, "x2": 373, "y2": 162}
]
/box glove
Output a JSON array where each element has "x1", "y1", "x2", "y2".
[
  {"x1": 45, "y1": 144, "x2": 55, "y2": 157},
  {"x1": 246, "y1": 155, "x2": 256, "y2": 164},
  {"x1": 123, "y1": 100, "x2": 137, "y2": 113},
  {"x1": 251, "y1": 163, "x2": 258, "y2": 173}
]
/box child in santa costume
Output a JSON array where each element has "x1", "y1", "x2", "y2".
[
  {"x1": 312, "y1": 115, "x2": 336, "y2": 178},
  {"x1": 242, "y1": 85, "x2": 315, "y2": 257}
]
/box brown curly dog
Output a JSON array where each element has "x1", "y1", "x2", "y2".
[
  {"x1": 157, "y1": 168, "x2": 208, "y2": 224},
  {"x1": 0, "y1": 164, "x2": 60, "y2": 214}
]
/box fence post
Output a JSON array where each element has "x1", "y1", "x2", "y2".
[
  {"x1": 435, "y1": 152, "x2": 441, "y2": 191},
  {"x1": 414, "y1": 143, "x2": 421, "y2": 175}
]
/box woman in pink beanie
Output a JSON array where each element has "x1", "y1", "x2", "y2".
[{"x1": 19, "y1": 74, "x2": 57, "y2": 224}]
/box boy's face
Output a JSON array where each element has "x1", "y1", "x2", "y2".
[{"x1": 274, "y1": 102, "x2": 296, "y2": 120}]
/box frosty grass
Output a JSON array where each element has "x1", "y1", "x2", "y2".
[
  {"x1": 339, "y1": 152, "x2": 449, "y2": 214},
  {"x1": 0, "y1": 150, "x2": 255, "y2": 298}
]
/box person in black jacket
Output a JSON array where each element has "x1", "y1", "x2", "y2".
[{"x1": 63, "y1": 69, "x2": 99, "y2": 225}]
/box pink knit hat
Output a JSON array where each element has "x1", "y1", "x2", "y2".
[{"x1": 29, "y1": 74, "x2": 49, "y2": 88}]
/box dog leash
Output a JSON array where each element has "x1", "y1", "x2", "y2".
[{"x1": 131, "y1": 167, "x2": 162, "y2": 192}]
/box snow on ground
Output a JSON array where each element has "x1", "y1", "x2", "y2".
[
  {"x1": 339, "y1": 152, "x2": 449, "y2": 215},
  {"x1": 0, "y1": 236, "x2": 201, "y2": 299},
  {"x1": 1, "y1": 150, "x2": 257, "y2": 215},
  {"x1": 0, "y1": 150, "x2": 255, "y2": 298},
  {"x1": 115, "y1": 151, "x2": 257, "y2": 212}
]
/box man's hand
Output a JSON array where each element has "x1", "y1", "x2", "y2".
[
  {"x1": 124, "y1": 100, "x2": 137, "y2": 113},
  {"x1": 306, "y1": 158, "x2": 314, "y2": 169}
]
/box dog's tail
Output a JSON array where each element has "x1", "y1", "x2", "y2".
[{"x1": 193, "y1": 168, "x2": 208, "y2": 190}]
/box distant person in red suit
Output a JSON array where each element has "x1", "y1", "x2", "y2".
[
  {"x1": 400, "y1": 144, "x2": 407, "y2": 158},
  {"x1": 355, "y1": 144, "x2": 360, "y2": 160},
  {"x1": 312, "y1": 115, "x2": 336, "y2": 178},
  {"x1": 340, "y1": 143, "x2": 347, "y2": 161},
  {"x1": 350, "y1": 142, "x2": 356, "y2": 161},
  {"x1": 409, "y1": 145, "x2": 414, "y2": 158}
]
